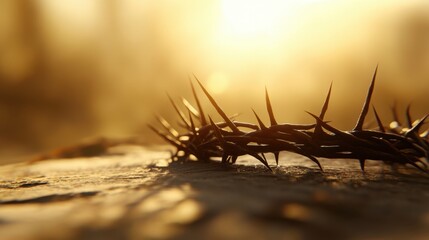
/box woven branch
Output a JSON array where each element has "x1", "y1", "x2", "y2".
[{"x1": 149, "y1": 66, "x2": 429, "y2": 173}]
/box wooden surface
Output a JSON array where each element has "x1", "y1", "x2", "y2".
[{"x1": 1, "y1": 145, "x2": 429, "y2": 240}]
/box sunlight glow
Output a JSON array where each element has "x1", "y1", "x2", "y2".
[
  {"x1": 207, "y1": 72, "x2": 230, "y2": 94},
  {"x1": 220, "y1": 1, "x2": 284, "y2": 38},
  {"x1": 218, "y1": 0, "x2": 325, "y2": 41},
  {"x1": 213, "y1": 0, "x2": 331, "y2": 75}
]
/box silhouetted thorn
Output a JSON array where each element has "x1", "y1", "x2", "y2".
[
  {"x1": 251, "y1": 108, "x2": 267, "y2": 130},
  {"x1": 378, "y1": 137, "x2": 427, "y2": 172},
  {"x1": 208, "y1": 116, "x2": 225, "y2": 145},
  {"x1": 261, "y1": 152, "x2": 267, "y2": 163},
  {"x1": 307, "y1": 155, "x2": 324, "y2": 172},
  {"x1": 148, "y1": 124, "x2": 183, "y2": 149},
  {"x1": 157, "y1": 67, "x2": 428, "y2": 174},
  {"x1": 372, "y1": 105, "x2": 385, "y2": 133},
  {"x1": 190, "y1": 75, "x2": 207, "y2": 126},
  {"x1": 247, "y1": 151, "x2": 272, "y2": 171},
  {"x1": 405, "y1": 114, "x2": 428, "y2": 137},
  {"x1": 196, "y1": 78, "x2": 240, "y2": 133},
  {"x1": 354, "y1": 65, "x2": 378, "y2": 131},
  {"x1": 188, "y1": 110, "x2": 197, "y2": 135},
  {"x1": 315, "y1": 82, "x2": 333, "y2": 136},
  {"x1": 224, "y1": 138, "x2": 272, "y2": 171},
  {"x1": 265, "y1": 87, "x2": 278, "y2": 126},
  {"x1": 167, "y1": 93, "x2": 191, "y2": 129},
  {"x1": 156, "y1": 115, "x2": 179, "y2": 138},
  {"x1": 359, "y1": 159, "x2": 366, "y2": 172},
  {"x1": 406, "y1": 103, "x2": 413, "y2": 128},
  {"x1": 306, "y1": 111, "x2": 342, "y2": 135},
  {"x1": 307, "y1": 111, "x2": 376, "y2": 147},
  {"x1": 319, "y1": 82, "x2": 333, "y2": 120},
  {"x1": 229, "y1": 140, "x2": 273, "y2": 170},
  {"x1": 274, "y1": 152, "x2": 279, "y2": 166}
]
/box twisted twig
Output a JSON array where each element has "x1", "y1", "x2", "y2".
[{"x1": 149, "y1": 67, "x2": 429, "y2": 173}]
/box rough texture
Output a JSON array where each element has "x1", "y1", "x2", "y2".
[{"x1": 1, "y1": 145, "x2": 429, "y2": 240}]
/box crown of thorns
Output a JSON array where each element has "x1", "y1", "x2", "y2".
[{"x1": 149, "y1": 66, "x2": 429, "y2": 173}]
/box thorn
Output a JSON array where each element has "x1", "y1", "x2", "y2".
[
  {"x1": 196, "y1": 78, "x2": 240, "y2": 133},
  {"x1": 406, "y1": 103, "x2": 413, "y2": 128},
  {"x1": 306, "y1": 111, "x2": 368, "y2": 145},
  {"x1": 309, "y1": 156, "x2": 324, "y2": 172},
  {"x1": 219, "y1": 134, "x2": 272, "y2": 171},
  {"x1": 251, "y1": 108, "x2": 267, "y2": 130},
  {"x1": 208, "y1": 116, "x2": 224, "y2": 142},
  {"x1": 319, "y1": 82, "x2": 333, "y2": 120},
  {"x1": 190, "y1": 76, "x2": 207, "y2": 126},
  {"x1": 261, "y1": 152, "x2": 267, "y2": 163},
  {"x1": 188, "y1": 109, "x2": 197, "y2": 135},
  {"x1": 167, "y1": 93, "x2": 191, "y2": 129},
  {"x1": 148, "y1": 124, "x2": 182, "y2": 148},
  {"x1": 265, "y1": 87, "x2": 278, "y2": 126},
  {"x1": 315, "y1": 82, "x2": 332, "y2": 136},
  {"x1": 405, "y1": 114, "x2": 428, "y2": 137},
  {"x1": 372, "y1": 105, "x2": 385, "y2": 132},
  {"x1": 274, "y1": 152, "x2": 279, "y2": 165},
  {"x1": 249, "y1": 152, "x2": 272, "y2": 171},
  {"x1": 359, "y1": 159, "x2": 366, "y2": 172},
  {"x1": 354, "y1": 65, "x2": 378, "y2": 131},
  {"x1": 295, "y1": 148, "x2": 323, "y2": 172}
]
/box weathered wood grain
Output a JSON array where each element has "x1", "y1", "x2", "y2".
[{"x1": 1, "y1": 145, "x2": 429, "y2": 240}]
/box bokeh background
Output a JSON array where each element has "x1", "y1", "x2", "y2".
[{"x1": 1, "y1": 0, "x2": 428, "y2": 164}]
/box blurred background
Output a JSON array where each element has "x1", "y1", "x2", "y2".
[{"x1": 0, "y1": 0, "x2": 428, "y2": 164}]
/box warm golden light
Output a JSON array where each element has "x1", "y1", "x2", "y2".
[
  {"x1": 219, "y1": 0, "x2": 285, "y2": 39},
  {"x1": 1, "y1": 0, "x2": 429, "y2": 163},
  {"x1": 218, "y1": 0, "x2": 326, "y2": 42},
  {"x1": 207, "y1": 72, "x2": 230, "y2": 94}
]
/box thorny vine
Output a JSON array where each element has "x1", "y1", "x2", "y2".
[{"x1": 149, "y1": 66, "x2": 429, "y2": 173}]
